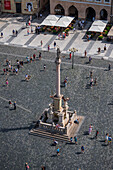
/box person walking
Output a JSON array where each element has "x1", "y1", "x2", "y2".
[
  {"x1": 81, "y1": 146, "x2": 84, "y2": 153},
  {"x1": 6, "y1": 79, "x2": 8, "y2": 87},
  {"x1": 48, "y1": 45, "x2": 50, "y2": 51},
  {"x1": 108, "y1": 63, "x2": 111, "y2": 71},
  {"x1": 31, "y1": 26, "x2": 33, "y2": 33},
  {"x1": 54, "y1": 41, "x2": 56, "y2": 48},
  {"x1": 94, "y1": 78, "x2": 97, "y2": 86},
  {"x1": 84, "y1": 50, "x2": 87, "y2": 57},
  {"x1": 105, "y1": 133, "x2": 109, "y2": 144},
  {"x1": 69, "y1": 52, "x2": 71, "y2": 59},
  {"x1": 1, "y1": 32, "x2": 3, "y2": 37},
  {"x1": 41, "y1": 40, "x2": 43, "y2": 46},
  {"x1": 89, "y1": 56, "x2": 92, "y2": 64},
  {"x1": 95, "y1": 130, "x2": 99, "y2": 139},
  {"x1": 104, "y1": 44, "x2": 106, "y2": 51},
  {"x1": 98, "y1": 47, "x2": 101, "y2": 54},
  {"x1": 73, "y1": 27, "x2": 76, "y2": 33},
  {"x1": 89, "y1": 124, "x2": 93, "y2": 135},
  {"x1": 90, "y1": 78, "x2": 93, "y2": 88},
  {"x1": 43, "y1": 64, "x2": 46, "y2": 70},
  {"x1": 70, "y1": 137, "x2": 73, "y2": 143},
  {"x1": 74, "y1": 136, "x2": 78, "y2": 144},
  {"x1": 9, "y1": 100, "x2": 12, "y2": 109},
  {"x1": 14, "y1": 101, "x2": 16, "y2": 110},
  {"x1": 108, "y1": 135, "x2": 112, "y2": 145},
  {"x1": 25, "y1": 163, "x2": 29, "y2": 170},
  {"x1": 39, "y1": 52, "x2": 42, "y2": 60},
  {"x1": 56, "y1": 147, "x2": 60, "y2": 156},
  {"x1": 33, "y1": 53, "x2": 36, "y2": 61},
  {"x1": 12, "y1": 29, "x2": 15, "y2": 36}
]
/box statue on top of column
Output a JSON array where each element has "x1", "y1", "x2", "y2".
[{"x1": 57, "y1": 47, "x2": 61, "y2": 59}]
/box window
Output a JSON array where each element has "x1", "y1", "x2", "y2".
[
  {"x1": 95, "y1": 0, "x2": 101, "y2": 2},
  {"x1": 104, "y1": 0, "x2": 110, "y2": 3}
]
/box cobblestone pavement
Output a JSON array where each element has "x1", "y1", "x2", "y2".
[{"x1": 0, "y1": 44, "x2": 113, "y2": 170}]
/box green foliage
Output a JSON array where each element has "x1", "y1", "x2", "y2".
[
  {"x1": 106, "y1": 26, "x2": 110, "y2": 31},
  {"x1": 104, "y1": 30, "x2": 108, "y2": 35},
  {"x1": 98, "y1": 35, "x2": 103, "y2": 40}
]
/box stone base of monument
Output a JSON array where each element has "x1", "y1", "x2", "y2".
[{"x1": 30, "y1": 114, "x2": 85, "y2": 141}]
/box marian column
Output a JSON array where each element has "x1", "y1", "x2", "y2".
[
  {"x1": 53, "y1": 48, "x2": 62, "y2": 111},
  {"x1": 56, "y1": 48, "x2": 61, "y2": 97}
]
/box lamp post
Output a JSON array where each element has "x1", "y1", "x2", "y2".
[{"x1": 69, "y1": 48, "x2": 78, "y2": 69}]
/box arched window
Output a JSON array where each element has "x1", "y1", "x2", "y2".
[
  {"x1": 100, "y1": 9, "x2": 108, "y2": 20},
  {"x1": 68, "y1": 6, "x2": 78, "y2": 19},
  {"x1": 54, "y1": 4, "x2": 65, "y2": 15},
  {"x1": 86, "y1": 7, "x2": 96, "y2": 21}
]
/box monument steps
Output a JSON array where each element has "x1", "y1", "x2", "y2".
[{"x1": 29, "y1": 128, "x2": 69, "y2": 142}]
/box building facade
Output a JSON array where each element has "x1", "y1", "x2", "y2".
[
  {"x1": 50, "y1": 0, "x2": 112, "y2": 21},
  {"x1": 1, "y1": 0, "x2": 48, "y2": 15}
]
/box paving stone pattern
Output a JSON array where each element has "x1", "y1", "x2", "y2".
[{"x1": 0, "y1": 45, "x2": 113, "y2": 170}]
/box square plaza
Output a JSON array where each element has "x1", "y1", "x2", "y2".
[{"x1": 0, "y1": 44, "x2": 113, "y2": 170}]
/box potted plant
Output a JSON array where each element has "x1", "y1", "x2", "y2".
[{"x1": 98, "y1": 35, "x2": 103, "y2": 40}]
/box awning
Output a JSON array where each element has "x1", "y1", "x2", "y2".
[
  {"x1": 107, "y1": 26, "x2": 113, "y2": 37},
  {"x1": 40, "y1": 15, "x2": 74, "y2": 27},
  {"x1": 40, "y1": 15, "x2": 61, "y2": 26},
  {"x1": 88, "y1": 20, "x2": 108, "y2": 33},
  {"x1": 54, "y1": 16, "x2": 74, "y2": 27}
]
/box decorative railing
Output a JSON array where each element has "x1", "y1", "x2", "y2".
[{"x1": 39, "y1": 121, "x2": 66, "y2": 134}]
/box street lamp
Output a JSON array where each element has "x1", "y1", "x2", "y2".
[{"x1": 69, "y1": 48, "x2": 78, "y2": 69}]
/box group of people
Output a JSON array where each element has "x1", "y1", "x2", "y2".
[
  {"x1": 12, "y1": 29, "x2": 18, "y2": 36},
  {"x1": 78, "y1": 20, "x2": 85, "y2": 30},
  {"x1": 4, "y1": 59, "x2": 24, "y2": 87},
  {"x1": 9, "y1": 100, "x2": 16, "y2": 110},
  {"x1": 89, "y1": 71, "x2": 97, "y2": 88},
  {"x1": 70, "y1": 136, "x2": 78, "y2": 144}
]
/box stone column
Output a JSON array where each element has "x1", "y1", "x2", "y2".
[
  {"x1": 55, "y1": 48, "x2": 61, "y2": 98},
  {"x1": 54, "y1": 48, "x2": 62, "y2": 111}
]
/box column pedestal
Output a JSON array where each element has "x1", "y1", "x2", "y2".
[{"x1": 53, "y1": 96, "x2": 62, "y2": 111}]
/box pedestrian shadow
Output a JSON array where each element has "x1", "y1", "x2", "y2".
[
  {"x1": 51, "y1": 154, "x2": 57, "y2": 157},
  {"x1": 101, "y1": 143, "x2": 108, "y2": 147},
  {"x1": 83, "y1": 131, "x2": 89, "y2": 135},
  {"x1": 61, "y1": 84, "x2": 65, "y2": 88},
  {"x1": 40, "y1": 69, "x2": 44, "y2": 72},
  {"x1": 51, "y1": 144, "x2": 56, "y2": 146},
  {"x1": 5, "y1": 106, "x2": 9, "y2": 108},
  {"x1": 85, "y1": 61, "x2": 90, "y2": 64},
  {"x1": 89, "y1": 137, "x2": 95, "y2": 140},
  {"x1": 86, "y1": 84, "x2": 91, "y2": 89},
  {"x1": 21, "y1": 79, "x2": 26, "y2": 82},
  {"x1": 76, "y1": 152, "x2": 81, "y2": 155},
  {"x1": 66, "y1": 58, "x2": 70, "y2": 60},
  {"x1": 99, "y1": 139, "x2": 105, "y2": 143},
  {"x1": 65, "y1": 142, "x2": 75, "y2": 145},
  {"x1": 108, "y1": 102, "x2": 113, "y2": 105},
  {"x1": 104, "y1": 69, "x2": 109, "y2": 71}
]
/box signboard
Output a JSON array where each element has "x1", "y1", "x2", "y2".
[{"x1": 4, "y1": 0, "x2": 11, "y2": 10}]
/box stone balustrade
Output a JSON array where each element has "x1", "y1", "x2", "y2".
[{"x1": 39, "y1": 121, "x2": 66, "y2": 134}]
